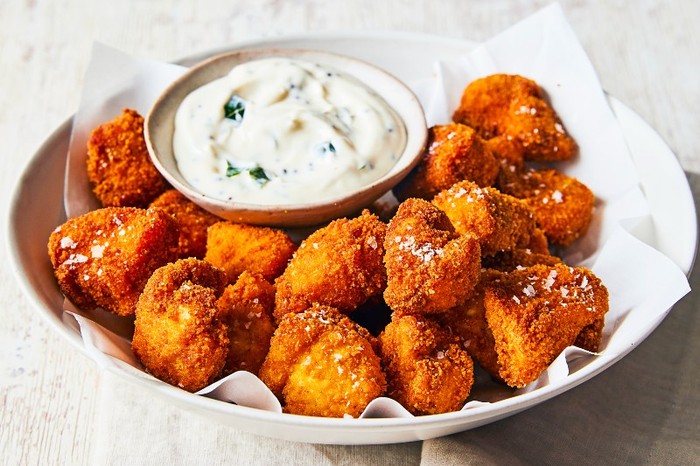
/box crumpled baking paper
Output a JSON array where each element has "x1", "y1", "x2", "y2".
[{"x1": 61, "y1": 3, "x2": 691, "y2": 418}]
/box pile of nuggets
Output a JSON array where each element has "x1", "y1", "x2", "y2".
[{"x1": 48, "y1": 74, "x2": 608, "y2": 418}]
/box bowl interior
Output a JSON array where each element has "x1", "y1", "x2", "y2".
[{"x1": 146, "y1": 49, "x2": 427, "y2": 227}]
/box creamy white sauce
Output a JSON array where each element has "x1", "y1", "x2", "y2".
[{"x1": 173, "y1": 57, "x2": 407, "y2": 205}]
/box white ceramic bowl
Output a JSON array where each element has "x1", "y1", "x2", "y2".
[{"x1": 146, "y1": 48, "x2": 427, "y2": 227}]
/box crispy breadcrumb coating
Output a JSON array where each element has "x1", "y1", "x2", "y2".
[
  {"x1": 86, "y1": 108, "x2": 169, "y2": 207},
  {"x1": 484, "y1": 264, "x2": 608, "y2": 387},
  {"x1": 48, "y1": 207, "x2": 179, "y2": 316},
  {"x1": 131, "y1": 258, "x2": 229, "y2": 392},
  {"x1": 379, "y1": 315, "x2": 474, "y2": 415},
  {"x1": 574, "y1": 317, "x2": 605, "y2": 352},
  {"x1": 453, "y1": 74, "x2": 577, "y2": 164},
  {"x1": 432, "y1": 180, "x2": 535, "y2": 256},
  {"x1": 204, "y1": 221, "x2": 296, "y2": 284},
  {"x1": 274, "y1": 210, "x2": 387, "y2": 320},
  {"x1": 435, "y1": 269, "x2": 505, "y2": 380},
  {"x1": 482, "y1": 248, "x2": 562, "y2": 272},
  {"x1": 498, "y1": 166, "x2": 595, "y2": 247},
  {"x1": 150, "y1": 189, "x2": 220, "y2": 259},
  {"x1": 393, "y1": 123, "x2": 498, "y2": 201},
  {"x1": 217, "y1": 272, "x2": 276, "y2": 376},
  {"x1": 383, "y1": 198, "x2": 481, "y2": 316},
  {"x1": 259, "y1": 305, "x2": 386, "y2": 418}
]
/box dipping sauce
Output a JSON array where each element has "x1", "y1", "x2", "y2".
[{"x1": 173, "y1": 57, "x2": 407, "y2": 205}]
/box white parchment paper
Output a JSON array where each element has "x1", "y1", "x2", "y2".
[{"x1": 62, "y1": 3, "x2": 690, "y2": 418}]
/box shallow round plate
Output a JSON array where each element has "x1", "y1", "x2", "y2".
[{"x1": 6, "y1": 32, "x2": 697, "y2": 444}]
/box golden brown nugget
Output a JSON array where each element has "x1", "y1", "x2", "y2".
[
  {"x1": 383, "y1": 198, "x2": 481, "y2": 316},
  {"x1": 217, "y1": 272, "x2": 276, "y2": 376},
  {"x1": 259, "y1": 305, "x2": 386, "y2": 418},
  {"x1": 48, "y1": 207, "x2": 178, "y2": 316},
  {"x1": 453, "y1": 74, "x2": 577, "y2": 164},
  {"x1": 205, "y1": 221, "x2": 296, "y2": 284},
  {"x1": 484, "y1": 264, "x2": 608, "y2": 388},
  {"x1": 379, "y1": 315, "x2": 474, "y2": 415},
  {"x1": 274, "y1": 210, "x2": 387, "y2": 320},
  {"x1": 432, "y1": 180, "x2": 536, "y2": 256},
  {"x1": 435, "y1": 269, "x2": 505, "y2": 380},
  {"x1": 574, "y1": 316, "x2": 605, "y2": 353},
  {"x1": 393, "y1": 123, "x2": 498, "y2": 201},
  {"x1": 132, "y1": 258, "x2": 229, "y2": 392},
  {"x1": 482, "y1": 248, "x2": 562, "y2": 273},
  {"x1": 498, "y1": 167, "x2": 595, "y2": 247},
  {"x1": 86, "y1": 108, "x2": 169, "y2": 207},
  {"x1": 150, "y1": 189, "x2": 220, "y2": 259}
]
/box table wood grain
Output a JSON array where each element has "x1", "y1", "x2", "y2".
[{"x1": 2, "y1": 1, "x2": 698, "y2": 464}]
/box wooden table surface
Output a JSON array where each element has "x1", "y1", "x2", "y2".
[{"x1": 2, "y1": 1, "x2": 699, "y2": 464}]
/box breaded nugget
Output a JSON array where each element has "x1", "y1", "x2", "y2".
[
  {"x1": 432, "y1": 180, "x2": 535, "y2": 256},
  {"x1": 393, "y1": 123, "x2": 499, "y2": 201},
  {"x1": 482, "y1": 248, "x2": 562, "y2": 272},
  {"x1": 574, "y1": 316, "x2": 605, "y2": 353},
  {"x1": 383, "y1": 198, "x2": 481, "y2": 316},
  {"x1": 484, "y1": 264, "x2": 608, "y2": 387},
  {"x1": 453, "y1": 74, "x2": 577, "y2": 164},
  {"x1": 434, "y1": 269, "x2": 504, "y2": 381},
  {"x1": 498, "y1": 167, "x2": 595, "y2": 247},
  {"x1": 150, "y1": 189, "x2": 220, "y2": 259},
  {"x1": 205, "y1": 221, "x2": 296, "y2": 284},
  {"x1": 217, "y1": 272, "x2": 276, "y2": 376},
  {"x1": 258, "y1": 305, "x2": 386, "y2": 418},
  {"x1": 378, "y1": 315, "x2": 474, "y2": 415},
  {"x1": 131, "y1": 258, "x2": 229, "y2": 392},
  {"x1": 86, "y1": 108, "x2": 169, "y2": 207},
  {"x1": 48, "y1": 206, "x2": 178, "y2": 316},
  {"x1": 274, "y1": 210, "x2": 387, "y2": 320}
]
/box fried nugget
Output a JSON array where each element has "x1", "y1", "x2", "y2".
[
  {"x1": 432, "y1": 180, "x2": 535, "y2": 256},
  {"x1": 484, "y1": 264, "x2": 608, "y2": 387},
  {"x1": 86, "y1": 108, "x2": 169, "y2": 207},
  {"x1": 379, "y1": 315, "x2": 474, "y2": 415},
  {"x1": 574, "y1": 316, "x2": 605, "y2": 353},
  {"x1": 433, "y1": 269, "x2": 504, "y2": 381},
  {"x1": 482, "y1": 248, "x2": 562, "y2": 273},
  {"x1": 393, "y1": 123, "x2": 499, "y2": 201},
  {"x1": 274, "y1": 210, "x2": 387, "y2": 320},
  {"x1": 453, "y1": 74, "x2": 577, "y2": 164},
  {"x1": 258, "y1": 305, "x2": 386, "y2": 418},
  {"x1": 204, "y1": 221, "x2": 296, "y2": 284},
  {"x1": 48, "y1": 207, "x2": 178, "y2": 316},
  {"x1": 150, "y1": 189, "x2": 220, "y2": 259},
  {"x1": 131, "y1": 258, "x2": 229, "y2": 392},
  {"x1": 217, "y1": 271, "x2": 276, "y2": 376},
  {"x1": 498, "y1": 167, "x2": 595, "y2": 247},
  {"x1": 383, "y1": 198, "x2": 481, "y2": 316}
]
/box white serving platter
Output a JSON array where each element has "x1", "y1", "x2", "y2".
[{"x1": 7, "y1": 32, "x2": 696, "y2": 444}]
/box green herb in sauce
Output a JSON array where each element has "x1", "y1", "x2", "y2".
[
  {"x1": 223, "y1": 95, "x2": 246, "y2": 123},
  {"x1": 225, "y1": 160, "x2": 242, "y2": 177},
  {"x1": 316, "y1": 141, "x2": 336, "y2": 156},
  {"x1": 249, "y1": 166, "x2": 270, "y2": 185}
]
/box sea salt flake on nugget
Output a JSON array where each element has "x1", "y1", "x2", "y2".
[
  {"x1": 259, "y1": 305, "x2": 385, "y2": 418},
  {"x1": 432, "y1": 180, "x2": 535, "y2": 256},
  {"x1": 47, "y1": 206, "x2": 179, "y2": 316},
  {"x1": 393, "y1": 123, "x2": 498, "y2": 201},
  {"x1": 132, "y1": 258, "x2": 229, "y2": 392},
  {"x1": 453, "y1": 74, "x2": 578, "y2": 164},
  {"x1": 378, "y1": 315, "x2": 474, "y2": 415},
  {"x1": 383, "y1": 198, "x2": 481, "y2": 316},
  {"x1": 274, "y1": 210, "x2": 387, "y2": 320},
  {"x1": 205, "y1": 221, "x2": 296, "y2": 284},
  {"x1": 484, "y1": 264, "x2": 609, "y2": 388},
  {"x1": 86, "y1": 108, "x2": 169, "y2": 207}
]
